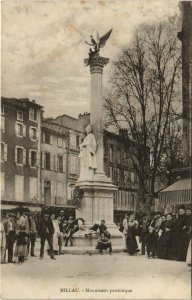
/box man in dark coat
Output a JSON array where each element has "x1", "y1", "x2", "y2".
[
  {"x1": 28, "y1": 212, "x2": 37, "y2": 257},
  {"x1": 4, "y1": 213, "x2": 17, "y2": 263},
  {"x1": 139, "y1": 214, "x2": 150, "y2": 255},
  {"x1": 38, "y1": 210, "x2": 55, "y2": 260},
  {"x1": 146, "y1": 227, "x2": 156, "y2": 258},
  {"x1": 173, "y1": 206, "x2": 189, "y2": 261}
]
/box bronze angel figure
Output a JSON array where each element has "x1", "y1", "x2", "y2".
[{"x1": 85, "y1": 29, "x2": 112, "y2": 54}]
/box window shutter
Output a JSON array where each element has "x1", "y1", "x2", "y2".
[
  {"x1": 62, "y1": 154, "x2": 66, "y2": 173},
  {"x1": 36, "y1": 129, "x2": 39, "y2": 141},
  {"x1": 51, "y1": 181, "x2": 54, "y2": 199},
  {"x1": 15, "y1": 147, "x2": 18, "y2": 163},
  {"x1": 70, "y1": 155, "x2": 76, "y2": 174},
  {"x1": 55, "y1": 155, "x2": 58, "y2": 171},
  {"x1": 1, "y1": 116, "x2": 5, "y2": 132},
  {"x1": 23, "y1": 125, "x2": 26, "y2": 137},
  {"x1": 36, "y1": 152, "x2": 40, "y2": 167},
  {"x1": 42, "y1": 132, "x2": 45, "y2": 143},
  {"x1": 50, "y1": 135, "x2": 53, "y2": 145},
  {"x1": 23, "y1": 149, "x2": 26, "y2": 165},
  {"x1": 4, "y1": 144, "x2": 7, "y2": 161},
  {"x1": 15, "y1": 122, "x2": 18, "y2": 136},
  {"x1": 63, "y1": 139, "x2": 66, "y2": 148},
  {"x1": 75, "y1": 156, "x2": 79, "y2": 175},
  {"x1": 29, "y1": 149, "x2": 31, "y2": 166},
  {"x1": 41, "y1": 152, "x2": 45, "y2": 169},
  {"x1": 50, "y1": 154, "x2": 55, "y2": 171},
  {"x1": 41, "y1": 180, "x2": 44, "y2": 201},
  {"x1": 29, "y1": 127, "x2": 32, "y2": 139}
]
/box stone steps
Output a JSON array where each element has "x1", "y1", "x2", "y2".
[
  {"x1": 34, "y1": 239, "x2": 123, "y2": 255},
  {"x1": 60, "y1": 246, "x2": 123, "y2": 255}
]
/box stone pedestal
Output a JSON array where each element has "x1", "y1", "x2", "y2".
[{"x1": 74, "y1": 178, "x2": 122, "y2": 246}]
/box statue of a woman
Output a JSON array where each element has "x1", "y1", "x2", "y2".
[{"x1": 79, "y1": 124, "x2": 97, "y2": 180}]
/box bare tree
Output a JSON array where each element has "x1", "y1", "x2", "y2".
[{"x1": 104, "y1": 19, "x2": 182, "y2": 212}]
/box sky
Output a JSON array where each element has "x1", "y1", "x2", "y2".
[{"x1": 1, "y1": 0, "x2": 180, "y2": 118}]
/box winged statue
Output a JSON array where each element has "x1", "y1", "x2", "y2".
[{"x1": 85, "y1": 29, "x2": 112, "y2": 54}]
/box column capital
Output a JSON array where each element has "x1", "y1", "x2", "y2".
[{"x1": 84, "y1": 53, "x2": 109, "y2": 74}]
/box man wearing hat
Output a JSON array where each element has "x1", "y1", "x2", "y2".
[
  {"x1": 4, "y1": 213, "x2": 17, "y2": 263},
  {"x1": 173, "y1": 205, "x2": 188, "y2": 261},
  {"x1": 139, "y1": 214, "x2": 150, "y2": 255},
  {"x1": 28, "y1": 211, "x2": 37, "y2": 257},
  {"x1": 18, "y1": 208, "x2": 30, "y2": 234},
  {"x1": 57, "y1": 210, "x2": 66, "y2": 254},
  {"x1": 38, "y1": 209, "x2": 55, "y2": 260}
]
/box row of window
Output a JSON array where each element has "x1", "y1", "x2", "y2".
[
  {"x1": 108, "y1": 144, "x2": 133, "y2": 165},
  {"x1": 41, "y1": 151, "x2": 79, "y2": 175},
  {"x1": 41, "y1": 152, "x2": 65, "y2": 172},
  {"x1": 1, "y1": 172, "x2": 136, "y2": 207},
  {"x1": 1, "y1": 173, "x2": 38, "y2": 202},
  {"x1": 42, "y1": 130, "x2": 78, "y2": 149},
  {"x1": 1, "y1": 143, "x2": 38, "y2": 167},
  {"x1": 109, "y1": 166, "x2": 137, "y2": 185},
  {"x1": 1, "y1": 118, "x2": 38, "y2": 140},
  {"x1": 114, "y1": 190, "x2": 135, "y2": 209},
  {"x1": 0, "y1": 173, "x2": 66, "y2": 203},
  {"x1": 1, "y1": 106, "x2": 37, "y2": 122},
  {"x1": 1, "y1": 143, "x2": 136, "y2": 180},
  {"x1": 1, "y1": 143, "x2": 80, "y2": 175},
  {"x1": 15, "y1": 122, "x2": 38, "y2": 140},
  {"x1": 42, "y1": 132, "x2": 66, "y2": 148}
]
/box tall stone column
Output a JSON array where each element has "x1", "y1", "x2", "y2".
[
  {"x1": 74, "y1": 53, "x2": 122, "y2": 246},
  {"x1": 89, "y1": 56, "x2": 109, "y2": 179}
]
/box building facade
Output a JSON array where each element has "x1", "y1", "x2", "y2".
[
  {"x1": 104, "y1": 131, "x2": 138, "y2": 223},
  {"x1": 180, "y1": 1, "x2": 192, "y2": 164},
  {"x1": 159, "y1": 2, "x2": 192, "y2": 208},
  {"x1": 46, "y1": 113, "x2": 139, "y2": 223},
  {"x1": 1, "y1": 99, "x2": 141, "y2": 220},
  {"x1": 41, "y1": 121, "x2": 68, "y2": 207},
  {"x1": 1, "y1": 97, "x2": 42, "y2": 210}
]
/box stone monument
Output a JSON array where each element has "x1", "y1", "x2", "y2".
[{"x1": 74, "y1": 30, "x2": 122, "y2": 246}]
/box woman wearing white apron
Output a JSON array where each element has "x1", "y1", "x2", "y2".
[
  {"x1": 51, "y1": 214, "x2": 60, "y2": 255},
  {"x1": 186, "y1": 239, "x2": 191, "y2": 267}
]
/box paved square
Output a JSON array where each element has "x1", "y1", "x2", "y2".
[{"x1": 1, "y1": 253, "x2": 191, "y2": 299}]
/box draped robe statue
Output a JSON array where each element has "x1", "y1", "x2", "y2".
[{"x1": 79, "y1": 124, "x2": 97, "y2": 180}]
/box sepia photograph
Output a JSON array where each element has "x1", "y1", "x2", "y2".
[{"x1": 0, "y1": 0, "x2": 191, "y2": 299}]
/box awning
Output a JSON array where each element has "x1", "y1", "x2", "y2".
[
  {"x1": 159, "y1": 178, "x2": 191, "y2": 205},
  {"x1": 0, "y1": 204, "x2": 42, "y2": 211}
]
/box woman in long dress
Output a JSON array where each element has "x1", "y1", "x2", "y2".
[
  {"x1": 79, "y1": 124, "x2": 97, "y2": 180},
  {"x1": 51, "y1": 214, "x2": 60, "y2": 255},
  {"x1": 159, "y1": 213, "x2": 175, "y2": 260},
  {"x1": 0, "y1": 221, "x2": 6, "y2": 263},
  {"x1": 126, "y1": 216, "x2": 138, "y2": 255},
  {"x1": 186, "y1": 239, "x2": 191, "y2": 266}
]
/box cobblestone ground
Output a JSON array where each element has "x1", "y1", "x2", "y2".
[{"x1": 1, "y1": 253, "x2": 191, "y2": 300}]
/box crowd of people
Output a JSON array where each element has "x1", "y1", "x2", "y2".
[
  {"x1": 0, "y1": 205, "x2": 191, "y2": 266},
  {"x1": 121, "y1": 205, "x2": 191, "y2": 266},
  {"x1": 0, "y1": 208, "x2": 81, "y2": 264}
]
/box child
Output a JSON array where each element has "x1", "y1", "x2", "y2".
[
  {"x1": 99, "y1": 220, "x2": 111, "y2": 239},
  {"x1": 146, "y1": 227, "x2": 156, "y2": 258},
  {"x1": 65, "y1": 217, "x2": 74, "y2": 247},
  {"x1": 14, "y1": 225, "x2": 28, "y2": 264},
  {"x1": 96, "y1": 232, "x2": 112, "y2": 255}
]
